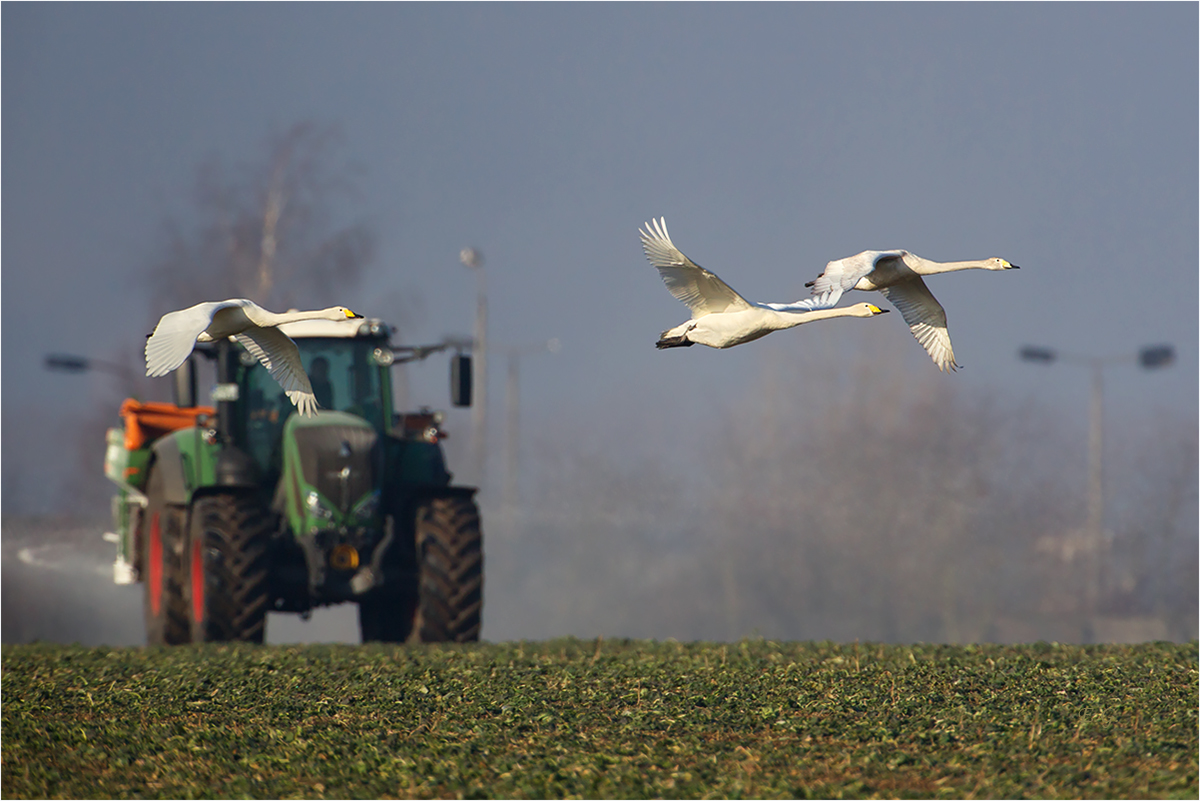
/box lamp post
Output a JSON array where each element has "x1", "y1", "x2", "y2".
[
  {"x1": 460, "y1": 248, "x2": 487, "y2": 490},
  {"x1": 44, "y1": 353, "x2": 139, "y2": 395},
  {"x1": 44, "y1": 353, "x2": 132, "y2": 380},
  {"x1": 1019, "y1": 343, "x2": 1175, "y2": 617}
]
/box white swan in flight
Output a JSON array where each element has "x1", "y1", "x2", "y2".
[
  {"x1": 795, "y1": 250, "x2": 1020, "y2": 371},
  {"x1": 145, "y1": 299, "x2": 362, "y2": 416},
  {"x1": 640, "y1": 218, "x2": 889, "y2": 350}
]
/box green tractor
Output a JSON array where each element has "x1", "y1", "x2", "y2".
[{"x1": 103, "y1": 315, "x2": 483, "y2": 645}]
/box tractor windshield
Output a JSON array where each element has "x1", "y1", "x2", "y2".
[{"x1": 241, "y1": 337, "x2": 390, "y2": 473}]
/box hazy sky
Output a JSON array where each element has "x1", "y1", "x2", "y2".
[{"x1": 3, "y1": 3, "x2": 1197, "y2": 514}]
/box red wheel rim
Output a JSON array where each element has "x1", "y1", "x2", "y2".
[
  {"x1": 191, "y1": 537, "x2": 205, "y2": 627},
  {"x1": 148, "y1": 511, "x2": 162, "y2": 616}
]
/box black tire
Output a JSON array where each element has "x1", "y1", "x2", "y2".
[
  {"x1": 143, "y1": 466, "x2": 189, "y2": 645},
  {"x1": 358, "y1": 590, "x2": 417, "y2": 643},
  {"x1": 186, "y1": 492, "x2": 272, "y2": 643},
  {"x1": 414, "y1": 495, "x2": 483, "y2": 643}
]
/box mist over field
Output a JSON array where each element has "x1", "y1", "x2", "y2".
[
  {"x1": 5, "y1": 327, "x2": 1194, "y2": 647},
  {"x1": 4, "y1": 4, "x2": 1196, "y2": 647}
]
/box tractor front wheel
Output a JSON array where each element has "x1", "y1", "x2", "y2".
[
  {"x1": 186, "y1": 492, "x2": 272, "y2": 643},
  {"x1": 413, "y1": 495, "x2": 483, "y2": 643}
]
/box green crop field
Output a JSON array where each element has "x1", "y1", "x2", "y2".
[{"x1": 2, "y1": 639, "x2": 1196, "y2": 799}]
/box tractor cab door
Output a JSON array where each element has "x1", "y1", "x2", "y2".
[{"x1": 239, "y1": 337, "x2": 390, "y2": 476}]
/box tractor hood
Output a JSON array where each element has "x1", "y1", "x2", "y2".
[{"x1": 278, "y1": 411, "x2": 382, "y2": 536}]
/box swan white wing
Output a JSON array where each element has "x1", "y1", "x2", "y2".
[
  {"x1": 775, "y1": 293, "x2": 835, "y2": 312},
  {"x1": 762, "y1": 298, "x2": 830, "y2": 312},
  {"x1": 145, "y1": 301, "x2": 234, "y2": 377},
  {"x1": 640, "y1": 218, "x2": 752, "y2": 317},
  {"x1": 232, "y1": 328, "x2": 319, "y2": 415},
  {"x1": 879, "y1": 278, "x2": 959, "y2": 372},
  {"x1": 804, "y1": 250, "x2": 908, "y2": 310},
  {"x1": 286, "y1": 389, "x2": 318, "y2": 418}
]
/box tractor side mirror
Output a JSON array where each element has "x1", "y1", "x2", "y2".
[
  {"x1": 451, "y1": 354, "x2": 472, "y2": 407},
  {"x1": 173, "y1": 355, "x2": 198, "y2": 408}
]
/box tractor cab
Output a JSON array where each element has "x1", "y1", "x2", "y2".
[{"x1": 240, "y1": 318, "x2": 397, "y2": 479}]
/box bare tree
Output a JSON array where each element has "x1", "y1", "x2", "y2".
[
  {"x1": 695, "y1": 332, "x2": 1094, "y2": 643},
  {"x1": 469, "y1": 321, "x2": 1196, "y2": 644},
  {"x1": 149, "y1": 121, "x2": 375, "y2": 315},
  {"x1": 44, "y1": 122, "x2": 378, "y2": 521},
  {"x1": 1106, "y1": 413, "x2": 1199, "y2": 639}
]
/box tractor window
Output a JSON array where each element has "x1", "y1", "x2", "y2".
[{"x1": 241, "y1": 338, "x2": 388, "y2": 472}]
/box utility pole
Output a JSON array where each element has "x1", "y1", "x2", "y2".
[
  {"x1": 1086, "y1": 363, "x2": 1103, "y2": 569},
  {"x1": 504, "y1": 352, "x2": 519, "y2": 510},
  {"x1": 500, "y1": 338, "x2": 560, "y2": 512},
  {"x1": 1019, "y1": 343, "x2": 1175, "y2": 626},
  {"x1": 460, "y1": 247, "x2": 487, "y2": 490}
]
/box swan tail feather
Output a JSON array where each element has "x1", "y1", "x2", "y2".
[{"x1": 656, "y1": 332, "x2": 694, "y2": 349}]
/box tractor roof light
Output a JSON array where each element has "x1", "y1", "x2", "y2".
[{"x1": 355, "y1": 319, "x2": 392, "y2": 338}]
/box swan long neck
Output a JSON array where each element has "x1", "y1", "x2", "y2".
[
  {"x1": 767, "y1": 306, "x2": 859, "y2": 329},
  {"x1": 292, "y1": 308, "x2": 340, "y2": 321},
  {"x1": 257, "y1": 307, "x2": 342, "y2": 325},
  {"x1": 906, "y1": 255, "x2": 995, "y2": 275}
]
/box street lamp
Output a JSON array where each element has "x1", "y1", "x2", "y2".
[
  {"x1": 44, "y1": 353, "x2": 131, "y2": 379},
  {"x1": 460, "y1": 247, "x2": 487, "y2": 489},
  {"x1": 1018, "y1": 342, "x2": 1175, "y2": 616},
  {"x1": 45, "y1": 352, "x2": 140, "y2": 394}
]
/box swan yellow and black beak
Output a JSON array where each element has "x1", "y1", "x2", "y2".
[
  {"x1": 868, "y1": 304, "x2": 889, "y2": 315},
  {"x1": 345, "y1": 309, "x2": 364, "y2": 319}
]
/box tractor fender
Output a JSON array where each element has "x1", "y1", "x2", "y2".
[
  {"x1": 413, "y1": 485, "x2": 478, "y2": 501},
  {"x1": 214, "y1": 444, "x2": 261, "y2": 488},
  {"x1": 385, "y1": 485, "x2": 477, "y2": 524},
  {"x1": 149, "y1": 436, "x2": 190, "y2": 506}
]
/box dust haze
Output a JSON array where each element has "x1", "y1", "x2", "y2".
[
  {"x1": 1, "y1": 519, "x2": 362, "y2": 646},
  {"x1": 483, "y1": 328, "x2": 1197, "y2": 645},
  {"x1": 8, "y1": 327, "x2": 1194, "y2": 647},
  {"x1": 4, "y1": 58, "x2": 1195, "y2": 646}
]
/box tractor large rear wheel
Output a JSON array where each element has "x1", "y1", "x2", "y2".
[
  {"x1": 414, "y1": 495, "x2": 483, "y2": 642},
  {"x1": 186, "y1": 492, "x2": 272, "y2": 643},
  {"x1": 143, "y1": 466, "x2": 189, "y2": 645}
]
